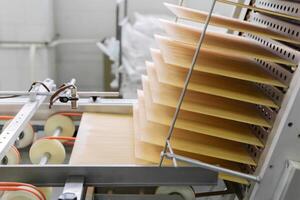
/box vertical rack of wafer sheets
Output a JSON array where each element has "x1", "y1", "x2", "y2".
[{"x1": 132, "y1": 0, "x2": 300, "y2": 197}]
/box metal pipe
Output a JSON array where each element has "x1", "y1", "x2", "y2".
[
  {"x1": 166, "y1": 141, "x2": 177, "y2": 167},
  {"x1": 165, "y1": 153, "x2": 260, "y2": 182},
  {"x1": 39, "y1": 152, "x2": 51, "y2": 165},
  {"x1": 175, "y1": 0, "x2": 185, "y2": 22},
  {"x1": 0, "y1": 91, "x2": 119, "y2": 97},
  {"x1": 29, "y1": 44, "x2": 37, "y2": 82},
  {"x1": 159, "y1": 0, "x2": 218, "y2": 166},
  {"x1": 0, "y1": 39, "x2": 100, "y2": 49}
]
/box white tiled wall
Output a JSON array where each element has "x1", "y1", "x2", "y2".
[
  {"x1": 0, "y1": 0, "x2": 235, "y2": 91},
  {"x1": 0, "y1": 0, "x2": 55, "y2": 42}
]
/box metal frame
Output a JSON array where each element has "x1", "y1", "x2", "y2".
[
  {"x1": 248, "y1": 61, "x2": 300, "y2": 199},
  {"x1": 158, "y1": 0, "x2": 262, "y2": 185},
  {"x1": 0, "y1": 79, "x2": 55, "y2": 161},
  {"x1": 116, "y1": 0, "x2": 129, "y2": 92},
  {"x1": 0, "y1": 166, "x2": 217, "y2": 187},
  {"x1": 241, "y1": 1, "x2": 300, "y2": 199}
]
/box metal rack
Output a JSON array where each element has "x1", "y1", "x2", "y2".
[
  {"x1": 158, "y1": 0, "x2": 300, "y2": 199},
  {"x1": 158, "y1": 0, "x2": 262, "y2": 184}
]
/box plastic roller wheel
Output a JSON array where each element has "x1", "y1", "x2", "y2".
[
  {"x1": 44, "y1": 114, "x2": 75, "y2": 137},
  {"x1": 2, "y1": 186, "x2": 43, "y2": 200},
  {"x1": 156, "y1": 186, "x2": 196, "y2": 200},
  {"x1": 3, "y1": 120, "x2": 34, "y2": 149},
  {"x1": 29, "y1": 139, "x2": 66, "y2": 164},
  {"x1": 1, "y1": 146, "x2": 20, "y2": 165},
  {"x1": 38, "y1": 187, "x2": 52, "y2": 200}
]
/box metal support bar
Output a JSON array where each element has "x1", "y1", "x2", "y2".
[
  {"x1": 195, "y1": 189, "x2": 234, "y2": 198},
  {"x1": 116, "y1": 0, "x2": 128, "y2": 92},
  {"x1": 0, "y1": 166, "x2": 217, "y2": 186},
  {"x1": 165, "y1": 153, "x2": 260, "y2": 182},
  {"x1": 175, "y1": 0, "x2": 185, "y2": 22},
  {"x1": 94, "y1": 194, "x2": 183, "y2": 200},
  {"x1": 0, "y1": 91, "x2": 119, "y2": 98},
  {"x1": 159, "y1": 0, "x2": 217, "y2": 166},
  {"x1": 59, "y1": 176, "x2": 85, "y2": 200},
  {"x1": 0, "y1": 79, "x2": 55, "y2": 161},
  {"x1": 166, "y1": 141, "x2": 177, "y2": 167}
]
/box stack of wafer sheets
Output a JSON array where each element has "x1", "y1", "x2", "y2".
[{"x1": 133, "y1": 2, "x2": 296, "y2": 185}]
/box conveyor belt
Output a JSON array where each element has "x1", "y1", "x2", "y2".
[
  {"x1": 70, "y1": 113, "x2": 145, "y2": 165},
  {"x1": 164, "y1": 3, "x2": 300, "y2": 44},
  {"x1": 159, "y1": 20, "x2": 295, "y2": 66}
]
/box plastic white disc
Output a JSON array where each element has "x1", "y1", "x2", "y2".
[
  {"x1": 44, "y1": 114, "x2": 75, "y2": 137},
  {"x1": 156, "y1": 186, "x2": 196, "y2": 200},
  {"x1": 1, "y1": 146, "x2": 20, "y2": 165},
  {"x1": 1, "y1": 186, "x2": 42, "y2": 200},
  {"x1": 29, "y1": 139, "x2": 66, "y2": 164},
  {"x1": 3, "y1": 120, "x2": 34, "y2": 149},
  {"x1": 38, "y1": 187, "x2": 52, "y2": 200}
]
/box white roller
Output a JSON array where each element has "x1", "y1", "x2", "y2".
[
  {"x1": 44, "y1": 114, "x2": 75, "y2": 137},
  {"x1": 38, "y1": 187, "x2": 52, "y2": 200},
  {"x1": 156, "y1": 186, "x2": 196, "y2": 200},
  {"x1": 1, "y1": 146, "x2": 20, "y2": 165},
  {"x1": 29, "y1": 139, "x2": 66, "y2": 164},
  {"x1": 3, "y1": 120, "x2": 35, "y2": 149},
  {"x1": 1, "y1": 186, "x2": 43, "y2": 200}
]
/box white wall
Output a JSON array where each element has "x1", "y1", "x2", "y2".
[
  {"x1": 0, "y1": 47, "x2": 56, "y2": 90},
  {"x1": 0, "y1": 0, "x2": 235, "y2": 91},
  {"x1": 0, "y1": 0, "x2": 54, "y2": 42},
  {"x1": 54, "y1": 0, "x2": 234, "y2": 91}
]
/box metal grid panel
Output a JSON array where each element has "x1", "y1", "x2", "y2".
[
  {"x1": 254, "y1": 58, "x2": 293, "y2": 86},
  {"x1": 245, "y1": 33, "x2": 300, "y2": 64},
  {"x1": 256, "y1": 0, "x2": 300, "y2": 19},
  {"x1": 249, "y1": 12, "x2": 300, "y2": 41}
]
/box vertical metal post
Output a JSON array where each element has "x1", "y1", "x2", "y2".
[
  {"x1": 175, "y1": 0, "x2": 185, "y2": 22},
  {"x1": 159, "y1": 0, "x2": 218, "y2": 166}
]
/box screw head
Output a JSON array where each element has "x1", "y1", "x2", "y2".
[
  {"x1": 58, "y1": 193, "x2": 77, "y2": 200},
  {"x1": 288, "y1": 122, "x2": 293, "y2": 127}
]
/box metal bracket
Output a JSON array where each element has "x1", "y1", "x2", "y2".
[{"x1": 59, "y1": 176, "x2": 85, "y2": 200}]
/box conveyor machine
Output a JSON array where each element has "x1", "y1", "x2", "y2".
[{"x1": 1, "y1": 0, "x2": 300, "y2": 199}]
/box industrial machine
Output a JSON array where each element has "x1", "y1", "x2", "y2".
[{"x1": 1, "y1": 0, "x2": 300, "y2": 199}]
